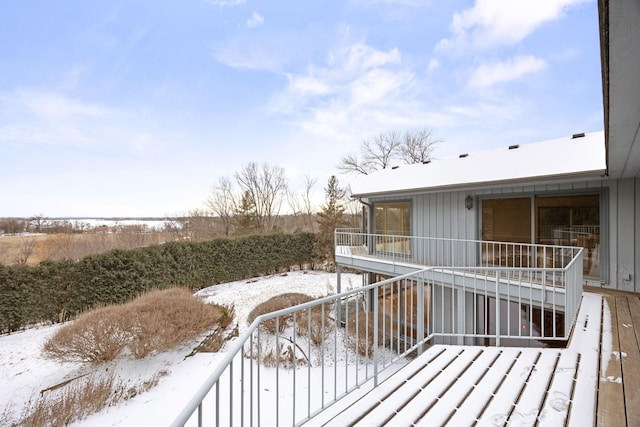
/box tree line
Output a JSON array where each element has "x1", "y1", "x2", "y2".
[{"x1": 0, "y1": 233, "x2": 316, "y2": 333}]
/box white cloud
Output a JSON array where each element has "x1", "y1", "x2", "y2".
[
  {"x1": 0, "y1": 90, "x2": 114, "y2": 147},
  {"x1": 213, "y1": 44, "x2": 280, "y2": 71},
  {"x1": 247, "y1": 12, "x2": 264, "y2": 29},
  {"x1": 212, "y1": 32, "x2": 301, "y2": 72},
  {"x1": 436, "y1": 0, "x2": 591, "y2": 55},
  {"x1": 467, "y1": 55, "x2": 547, "y2": 89},
  {"x1": 337, "y1": 43, "x2": 401, "y2": 72},
  {"x1": 287, "y1": 74, "x2": 332, "y2": 96},
  {"x1": 268, "y1": 40, "x2": 425, "y2": 143},
  {"x1": 203, "y1": 0, "x2": 246, "y2": 6}
]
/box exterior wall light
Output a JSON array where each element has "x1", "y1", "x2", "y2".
[{"x1": 465, "y1": 195, "x2": 474, "y2": 210}]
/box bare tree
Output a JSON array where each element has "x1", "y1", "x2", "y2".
[
  {"x1": 400, "y1": 128, "x2": 441, "y2": 163},
  {"x1": 29, "y1": 213, "x2": 47, "y2": 233},
  {"x1": 286, "y1": 185, "x2": 303, "y2": 231},
  {"x1": 235, "y1": 163, "x2": 287, "y2": 233},
  {"x1": 206, "y1": 177, "x2": 236, "y2": 237},
  {"x1": 338, "y1": 128, "x2": 440, "y2": 175},
  {"x1": 285, "y1": 174, "x2": 318, "y2": 233},
  {"x1": 301, "y1": 174, "x2": 317, "y2": 232},
  {"x1": 0, "y1": 218, "x2": 26, "y2": 235},
  {"x1": 14, "y1": 237, "x2": 37, "y2": 265}
]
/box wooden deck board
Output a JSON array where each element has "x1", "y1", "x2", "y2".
[
  {"x1": 387, "y1": 348, "x2": 483, "y2": 424},
  {"x1": 616, "y1": 296, "x2": 640, "y2": 426},
  {"x1": 597, "y1": 295, "x2": 624, "y2": 426},
  {"x1": 415, "y1": 349, "x2": 503, "y2": 426},
  {"x1": 354, "y1": 348, "x2": 481, "y2": 426},
  {"x1": 538, "y1": 350, "x2": 578, "y2": 425},
  {"x1": 477, "y1": 350, "x2": 543, "y2": 424},
  {"x1": 444, "y1": 349, "x2": 521, "y2": 425},
  {"x1": 568, "y1": 293, "x2": 601, "y2": 427},
  {"x1": 326, "y1": 347, "x2": 463, "y2": 426},
  {"x1": 321, "y1": 290, "x2": 640, "y2": 427},
  {"x1": 510, "y1": 350, "x2": 560, "y2": 423}
]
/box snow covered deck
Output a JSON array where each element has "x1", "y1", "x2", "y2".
[{"x1": 315, "y1": 290, "x2": 639, "y2": 426}]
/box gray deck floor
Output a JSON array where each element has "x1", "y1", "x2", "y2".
[{"x1": 317, "y1": 292, "x2": 605, "y2": 426}]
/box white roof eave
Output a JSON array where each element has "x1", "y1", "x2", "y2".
[{"x1": 349, "y1": 131, "x2": 607, "y2": 198}]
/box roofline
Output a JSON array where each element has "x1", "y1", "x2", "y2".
[
  {"x1": 350, "y1": 169, "x2": 607, "y2": 199},
  {"x1": 598, "y1": 0, "x2": 610, "y2": 173}
]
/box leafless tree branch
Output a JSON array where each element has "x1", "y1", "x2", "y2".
[{"x1": 338, "y1": 128, "x2": 440, "y2": 175}]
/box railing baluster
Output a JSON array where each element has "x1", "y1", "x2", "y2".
[{"x1": 170, "y1": 231, "x2": 585, "y2": 427}]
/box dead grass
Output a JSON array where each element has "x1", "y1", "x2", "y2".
[
  {"x1": 294, "y1": 304, "x2": 334, "y2": 346},
  {"x1": 44, "y1": 288, "x2": 225, "y2": 363},
  {"x1": 345, "y1": 312, "x2": 392, "y2": 358},
  {"x1": 247, "y1": 293, "x2": 315, "y2": 334},
  {"x1": 255, "y1": 341, "x2": 308, "y2": 368},
  {"x1": 43, "y1": 305, "x2": 133, "y2": 363},
  {"x1": 246, "y1": 293, "x2": 331, "y2": 367},
  {"x1": 7, "y1": 369, "x2": 171, "y2": 427},
  {"x1": 0, "y1": 232, "x2": 173, "y2": 265},
  {"x1": 14, "y1": 373, "x2": 115, "y2": 427}
]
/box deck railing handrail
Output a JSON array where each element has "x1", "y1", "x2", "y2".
[
  {"x1": 335, "y1": 228, "x2": 583, "y2": 251},
  {"x1": 335, "y1": 229, "x2": 583, "y2": 273},
  {"x1": 171, "y1": 234, "x2": 584, "y2": 426}
]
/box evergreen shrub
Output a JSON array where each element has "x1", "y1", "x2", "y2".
[{"x1": 0, "y1": 233, "x2": 315, "y2": 332}]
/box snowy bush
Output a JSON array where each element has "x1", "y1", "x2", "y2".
[{"x1": 43, "y1": 288, "x2": 227, "y2": 363}]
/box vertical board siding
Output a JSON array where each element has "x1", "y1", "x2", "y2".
[
  {"x1": 368, "y1": 177, "x2": 639, "y2": 292},
  {"x1": 609, "y1": 180, "x2": 619, "y2": 290},
  {"x1": 636, "y1": 178, "x2": 640, "y2": 293},
  {"x1": 617, "y1": 178, "x2": 636, "y2": 292}
]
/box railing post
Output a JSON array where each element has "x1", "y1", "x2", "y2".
[
  {"x1": 456, "y1": 287, "x2": 465, "y2": 345},
  {"x1": 336, "y1": 265, "x2": 342, "y2": 328},
  {"x1": 417, "y1": 273, "x2": 425, "y2": 355},
  {"x1": 495, "y1": 282, "x2": 501, "y2": 347},
  {"x1": 373, "y1": 285, "x2": 379, "y2": 387}
]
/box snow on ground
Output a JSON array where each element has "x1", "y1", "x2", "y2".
[
  {"x1": 0, "y1": 271, "x2": 363, "y2": 426},
  {"x1": 196, "y1": 270, "x2": 364, "y2": 332}
]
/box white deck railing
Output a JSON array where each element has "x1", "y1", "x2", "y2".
[
  {"x1": 171, "y1": 233, "x2": 583, "y2": 426},
  {"x1": 335, "y1": 229, "x2": 582, "y2": 282}
]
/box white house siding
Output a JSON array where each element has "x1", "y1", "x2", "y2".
[
  {"x1": 607, "y1": 177, "x2": 640, "y2": 293},
  {"x1": 365, "y1": 176, "x2": 640, "y2": 292}
]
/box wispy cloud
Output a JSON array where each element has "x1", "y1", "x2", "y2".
[
  {"x1": 212, "y1": 32, "x2": 301, "y2": 72},
  {"x1": 203, "y1": 0, "x2": 246, "y2": 7},
  {"x1": 0, "y1": 90, "x2": 114, "y2": 147},
  {"x1": 247, "y1": 12, "x2": 264, "y2": 29},
  {"x1": 436, "y1": 0, "x2": 591, "y2": 55},
  {"x1": 468, "y1": 55, "x2": 547, "y2": 89},
  {"x1": 268, "y1": 40, "x2": 423, "y2": 143},
  {"x1": 0, "y1": 89, "x2": 180, "y2": 160}
]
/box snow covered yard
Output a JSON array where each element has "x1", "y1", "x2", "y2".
[{"x1": 0, "y1": 270, "x2": 364, "y2": 426}]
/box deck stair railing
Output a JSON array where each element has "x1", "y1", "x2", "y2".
[{"x1": 171, "y1": 233, "x2": 583, "y2": 426}]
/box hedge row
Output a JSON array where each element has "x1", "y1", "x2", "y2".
[{"x1": 0, "y1": 233, "x2": 315, "y2": 333}]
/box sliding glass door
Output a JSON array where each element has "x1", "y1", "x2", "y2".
[
  {"x1": 535, "y1": 194, "x2": 600, "y2": 277},
  {"x1": 481, "y1": 194, "x2": 601, "y2": 277}
]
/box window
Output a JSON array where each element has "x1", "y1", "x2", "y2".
[
  {"x1": 481, "y1": 194, "x2": 601, "y2": 277},
  {"x1": 374, "y1": 202, "x2": 411, "y2": 236},
  {"x1": 373, "y1": 202, "x2": 411, "y2": 255},
  {"x1": 481, "y1": 198, "x2": 531, "y2": 244}
]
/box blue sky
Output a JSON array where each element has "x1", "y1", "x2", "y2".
[{"x1": 1, "y1": 0, "x2": 602, "y2": 218}]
